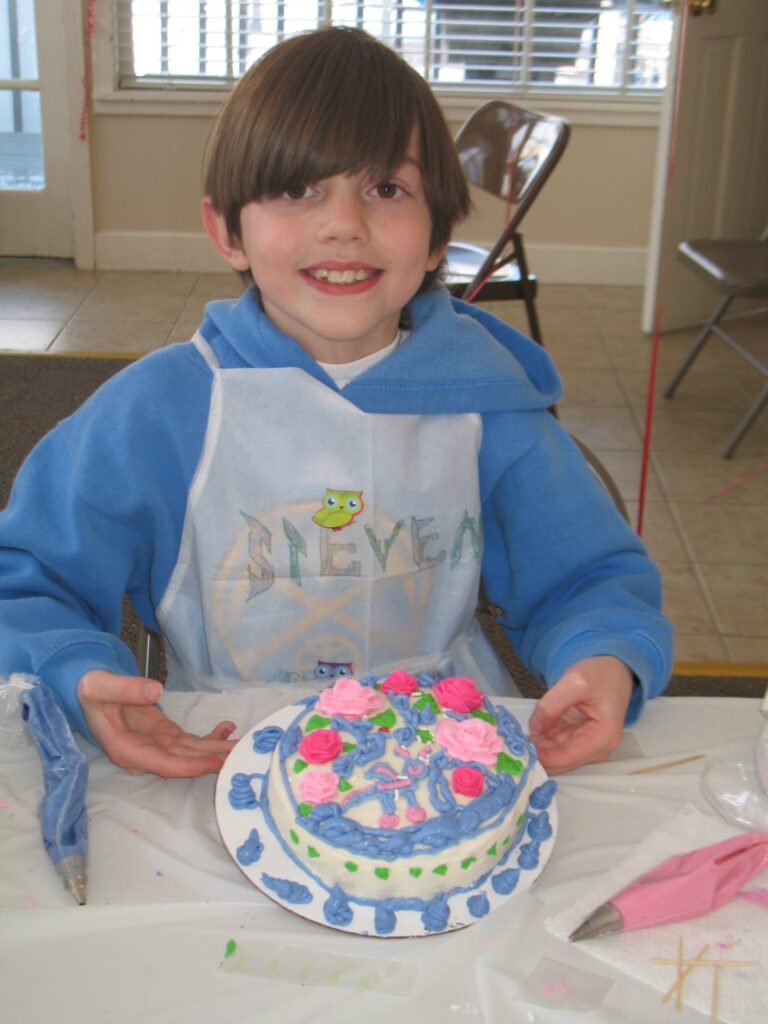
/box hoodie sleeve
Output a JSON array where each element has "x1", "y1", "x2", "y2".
[
  {"x1": 0, "y1": 345, "x2": 213, "y2": 741},
  {"x1": 480, "y1": 411, "x2": 673, "y2": 724}
]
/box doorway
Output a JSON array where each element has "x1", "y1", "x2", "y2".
[{"x1": 0, "y1": 0, "x2": 90, "y2": 259}]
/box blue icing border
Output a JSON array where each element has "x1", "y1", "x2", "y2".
[
  {"x1": 261, "y1": 873, "x2": 313, "y2": 904},
  {"x1": 236, "y1": 828, "x2": 264, "y2": 866},
  {"x1": 228, "y1": 772, "x2": 262, "y2": 810},
  {"x1": 467, "y1": 891, "x2": 490, "y2": 918}
]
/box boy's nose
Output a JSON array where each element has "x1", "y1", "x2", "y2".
[{"x1": 317, "y1": 188, "x2": 369, "y2": 244}]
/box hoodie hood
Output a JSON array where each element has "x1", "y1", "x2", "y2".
[{"x1": 200, "y1": 284, "x2": 561, "y2": 415}]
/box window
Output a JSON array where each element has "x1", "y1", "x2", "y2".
[{"x1": 115, "y1": 1, "x2": 673, "y2": 100}]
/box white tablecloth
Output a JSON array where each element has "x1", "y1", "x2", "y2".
[{"x1": 0, "y1": 689, "x2": 764, "y2": 1024}]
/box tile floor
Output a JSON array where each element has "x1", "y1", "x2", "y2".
[{"x1": 1, "y1": 258, "x2": 766, "y2": 668}]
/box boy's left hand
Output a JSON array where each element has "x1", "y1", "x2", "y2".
[{"x1": 527, "y1": 656, "x2": 633, "y2": 774}]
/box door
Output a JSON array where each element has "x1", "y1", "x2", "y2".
[
  {"x1": 643, "y1": 0, "x2": 768, "y2": 332},
  {"x1": 0, "y1": 0, "x2": 79, "y2": 257}
]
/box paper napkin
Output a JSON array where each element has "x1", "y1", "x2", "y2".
[{"x1": 547, "y1": 804, "x2": 768, "y2": 1024}]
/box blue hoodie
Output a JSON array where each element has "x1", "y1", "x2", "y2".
[{"x1": 0, "y1": 286, "x2": 671, "y2": 741}]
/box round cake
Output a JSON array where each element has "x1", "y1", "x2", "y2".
[{"x1": 218, "y1": 671, "x2": 556, "y2": 935}]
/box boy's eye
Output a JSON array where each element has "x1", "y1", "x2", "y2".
[
  {"x1": 282, "y1": 185, "x2": 315, "y2": 200},
  {"x1": 373, "y1": 182, "x2": 404, "y2": 199}
]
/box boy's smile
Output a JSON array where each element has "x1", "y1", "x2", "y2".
[{"x1": 203, "y1": 140, "x2": 444, "y2": 365}]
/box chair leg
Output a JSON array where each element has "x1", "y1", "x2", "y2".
[
  {"x1": 664, "y1": 295, "x2": 734, "y2": 398},
  {"x1": 721, "y1": 382, "x2": 768, "y2": 459},
  {"x1": 512, "y1": 232, "x2": 544, "y2": 347}
]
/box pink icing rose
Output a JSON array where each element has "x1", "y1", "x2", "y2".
[
  {"x1": 298, "y1": 769, "x2": 339, "y2": 805},
  {"x1": 315, "y1": 677, "x2": 386, "y2": 720},
  {"x1": 451, "y1": 766, "x2": 485, "y2": 798},
  {"x1": 435, "y1": 717, "x2": 503, "y2": 766},
  {"x1": 432, "y1": 676, "x2": 485, "y2": 714},
  {"x1": 379, "y1": 670, "x2": 419, "y2": 696},
  {"x1": 298, "y1": 728, "x2": 343, "y2": 764}
]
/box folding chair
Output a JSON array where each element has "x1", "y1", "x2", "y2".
[
  {"x1": 445, "y1": 100, "x2": 570, "y2": 346},
  {"x1": 663, "y1": 227, "x2": 768, "y2": 458}
]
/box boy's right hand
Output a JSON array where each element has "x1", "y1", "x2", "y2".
[{"x1": 78, "y1": 670, "x2": 237, "y2": 778}]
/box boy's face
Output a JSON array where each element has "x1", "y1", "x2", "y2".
[{"x1": 203, "y1": 138, "x2": 444, "y2": 364}]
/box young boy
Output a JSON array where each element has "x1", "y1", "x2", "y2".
[{"x1": 0, "y1": 28, "x2": 671, "y2": 778}]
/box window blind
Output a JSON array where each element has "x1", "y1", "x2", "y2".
[{"x1": 115, "y1": 1, "x2": 672, "y2": 97}]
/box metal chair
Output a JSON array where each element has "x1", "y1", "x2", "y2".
[
  {"x1": 663, "y1": 227, "x2": 768, "y2": 458},
  {"x1": 445, "y1": 100, "x2": 570, "y2": 346}
]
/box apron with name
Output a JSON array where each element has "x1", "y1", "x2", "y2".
[{"x1": 157, "y1": 335, "x2": 517, "y2": 695}]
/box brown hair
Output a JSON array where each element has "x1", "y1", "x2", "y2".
[{"x1": 203, "y1": 27, "x2": 470, "y2": 292}]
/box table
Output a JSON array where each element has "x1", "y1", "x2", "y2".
[{"x1": 0, "y1": 689, "x2": 763, "y2": 1024}]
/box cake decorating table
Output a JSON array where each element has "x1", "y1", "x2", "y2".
[{"x1": 0, "y1": 689, "x2": 765, "y2": 1024}]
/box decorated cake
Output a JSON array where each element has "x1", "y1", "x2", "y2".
[{"x1": 217, "y1": 671, "x2": 556, "y2": 936}]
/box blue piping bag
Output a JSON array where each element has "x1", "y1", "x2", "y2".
[{"x1": 21, "y1": 685, "x2": 88, "y2": 904}]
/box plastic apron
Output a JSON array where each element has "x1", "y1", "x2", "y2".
[{"x1": 157, "y1": 334, "x2": 518, "y2": 696}]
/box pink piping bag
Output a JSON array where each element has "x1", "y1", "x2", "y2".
[{"x1": 570, "y1": 831, "x2": 768, "y2": 941}]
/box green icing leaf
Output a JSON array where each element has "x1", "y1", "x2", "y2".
[
  {"x1": 304, "y1": 714, "x2": 330, "y2": 733},
  {"x1": 432, "y1": 864, "x2": 448, "y2": 876},
  {"x1": 338, "y1": 779, "x2": 353, "y2": 792},
  {"x1": 414, "y1": 693, "x2": 440, "y2": 715},
  {"x1": 298, "y1": 803, "x2": 313, "y2": 818},
  {"x1": 470, "y1": 708, "x2": 496, "y2": 725},
  {"x1": 416, "y1": 728, "x2": 434, "y2": 743},
  {"x1": 345, "y1": 861, "x2": 359, "y2": 872},
  {"x1": 409, "y1": 868, "x2": 423, "y2": 878},
  {"x1": 289, "y1": 830, "x2": 299, "y2": 845},
  {"x1": 486, "y1": 843, "x2": 497, "y2": 857},
  {"x1": 516, "y1": 813, "x2": 526, "y2": 827},
  {"x1": 224, "y1": 939, "x2": 237, "y2": 960},
  {"x1": 496, "y1": 752, "x2": 523, "y2": 776},
  {"x1": 375, "y1": 867, "x2": 390, "y2": 880},
  {"x1": 293, "y1": 758, "x2": 308, "y2": 773},
  {"x1": 369, "y1": 708, "x2": 397, "y2": 730},
  {"x1": 307, "y1": 846, "x2": 320, "y2": 858},
  {"x1": 342, "y1": 741, "x2": 357, "y2": 752},
  {"x1": 461, "y1": 857, "x2": 477, "y2": 870}
]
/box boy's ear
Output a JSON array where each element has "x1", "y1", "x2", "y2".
[
  {"x1": 201, "y1": 198, "x2": 250, "y2": 272},
  {"x1": 426, "y1": 243, "x2": 448, "y2": 272}
]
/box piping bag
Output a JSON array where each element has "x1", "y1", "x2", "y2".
[
  {"x1": 21, "y1": 684, "x2": 88, "y2": 904},
  {"x1": 570, "y1": 831, "x2": 768, "y2": 942}
]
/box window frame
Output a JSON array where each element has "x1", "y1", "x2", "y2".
[{"x1": 93, "y1": 1, "x2": 666, "y2": 128}]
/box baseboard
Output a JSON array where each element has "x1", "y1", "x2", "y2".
[
  {"x1": 94, "y1": 232, "x2": 224, "y2": 273},
  {"x1": 525, "y1": 243, "x2": 648, "y2": 286},
  {"x1": 94, "y1": 231, "x2": 649, "y2": 285}
]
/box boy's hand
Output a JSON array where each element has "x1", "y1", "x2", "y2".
[
  {"x1": 527, "y1": 656, "x2": 633, "y2": 774},
  {"x1": 78, "y1": 670, "x2": 237, "y2": 778}
]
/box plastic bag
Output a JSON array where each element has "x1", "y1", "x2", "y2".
[
  {"x1": 702, "y1": 757, "x2": 768, "y2": 831},
  {"x1": 0, "y1": 673, "x2": 39, "y2": 747}
]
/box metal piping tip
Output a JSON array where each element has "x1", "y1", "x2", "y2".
[
  {"x1": 56, "y1": 855, "x2": 87, "y2": 905},
  {"x1": 66, "y1": 874, "x2": 87, "y2": 906},
  {"x1": 569, "y1": 901, "x2": 624, "y2": 942}
]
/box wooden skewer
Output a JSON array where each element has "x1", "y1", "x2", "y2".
[{"x1": 628, "y1": 755, "x2": 705, "y2": 775}]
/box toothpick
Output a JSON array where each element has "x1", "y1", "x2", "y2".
[
  {"x1": 661, "y1": 943, "x2": 710, "y2": 1006},
  {"x1": 710, "y1": 966, "x2": 719, "y2": 1024},
  {"x1": 628, "y1": 755, "x2": 704, "y2": 775},
  {"x1": 652, "y1": 957, "x2": 760, "y2": 969}
]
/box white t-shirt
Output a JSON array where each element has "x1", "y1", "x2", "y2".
[{"x1": 317, "y1": 330, "x2": 407, "y2": 388}]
